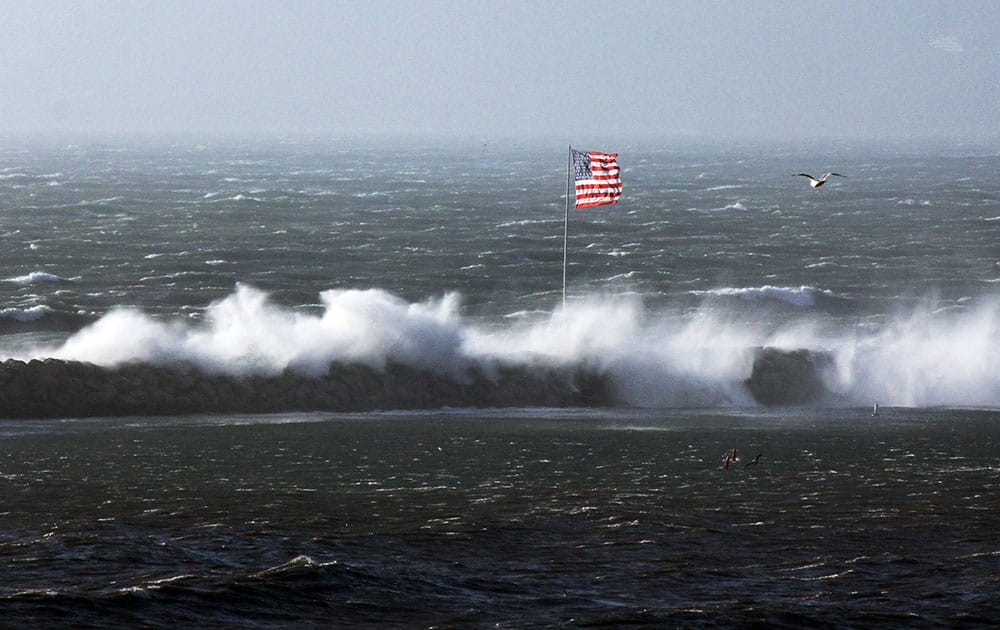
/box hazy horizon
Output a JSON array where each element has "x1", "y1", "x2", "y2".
[{"x1": 1, "y1": 1, "x2": 997, "y2": 142}]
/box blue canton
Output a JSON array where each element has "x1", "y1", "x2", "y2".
[{"x1": 572, "y1": 150, "x2": 591, "y2": 180}]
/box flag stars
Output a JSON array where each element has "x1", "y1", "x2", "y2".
[{"x1": 573, "y1": 151, "x2": 592, "y2": 180}]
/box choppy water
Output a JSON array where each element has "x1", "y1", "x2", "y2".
[
  {"x1": 1, "y1": 135, "x2": 998, "y2": 625},
  {"x1": 2, "y1": 136, "x2": 998, "y2": 407},
  {"x1": 2, "y1": 409, "x2": 999, "y2": 627},
  {"x1": 2, "y1": 137, "x2": 997, "y2": 318}
]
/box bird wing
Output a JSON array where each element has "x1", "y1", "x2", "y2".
[
  {"x1": 829, "y1": 173, "x2": 846, "y2": 178},
  {"x1": 794, "y1": 173, "x2": 815, "y2": 179}
]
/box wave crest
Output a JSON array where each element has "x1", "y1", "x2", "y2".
[
  {"x1": 691, "y1": 285, "x2": 836, "y2": 307},
  {"x1": 6, "y1": 286, "x2": 998, "y2": 410},
  {"x1": 4, "y1": 271, "x2": 75, "y2": 285}
]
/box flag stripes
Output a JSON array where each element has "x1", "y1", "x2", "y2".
[{"x1": 572, "y1": 149, "x2": 621, "y2": 208}]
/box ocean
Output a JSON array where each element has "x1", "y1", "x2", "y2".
[{"x1": 1, "y1": 135, "x2": 998, "y2": 626}]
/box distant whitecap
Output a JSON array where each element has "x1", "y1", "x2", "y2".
[
  {"x1": 1, "y1": 305, "x2": 53, "y2": 322},
  {"x1": 4, "y1": 271, "x2": 74, "y2": 285},
  {"x1": 691, "y1": 285, "x2": 835, "y2": 307}
]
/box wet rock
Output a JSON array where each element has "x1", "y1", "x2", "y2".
[
  {"x1": 745, "y1": 347, "x2": 834, "y2": 405},
  {"x1": 0, "y1": 358, "x2": 614, "y2": 419}
]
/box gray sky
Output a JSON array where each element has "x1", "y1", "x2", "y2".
[{"x1": 1, "y1": 0, "x2": 997, "y2": 140}]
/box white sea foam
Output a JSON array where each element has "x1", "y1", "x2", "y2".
[
  {"x1": 4, "y1": 271, "x2": 73, "y2": 285},
  {"x1": 1, "y1": 305, "x2": 53, "y2": 322},
  {"x1": 690, "y1": 285, "x2": 834, "y2": 307},
  {"x1": 41, "y1": 285, "x2": 467, "y2": 378},
  {"x1": 828, "y1": 299, "x2": 1000, "y2": 408},
  {"x1": 16, "y1": 286, "x2": 1000, "y2": 409}
]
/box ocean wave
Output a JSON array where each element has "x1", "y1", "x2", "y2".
[
  {"x1": 0, "y1": 305, "x2": 93, "y2": 334},
  {"x1": 495, "y1": 219, "x2": 557, "y2": 228},
  {"x1": 1, "y1": 305, "x2": 53, "y2": 322},
  {"x1": 253, "y1": 554, "x2": 329, "y2": 578},
  {"x1": 4, "y1": 271, "x2": 75, "y2": 285},
  {"x1": 691, "y1": 285, "x2": 835, "y2": 307},
  {"x1": 4, "y1": 286, "x2": 998, "y2": 412},
  {"x1": 827, "y1": 299, "x2": 1000, "y2": 407},
  {"x1": 0, "y1": 172, "x2": 58, "y2": 184}
]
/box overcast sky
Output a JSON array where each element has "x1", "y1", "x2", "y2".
[{"x1": 1, "y1": 0, "x2": 997, "y2": 140}]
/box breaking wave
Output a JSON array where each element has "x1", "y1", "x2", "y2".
[
  {"x1": 1, "y1": 305, "x2": 53, "y2": 323},
  {"x1": 4, "y1": 285, "x2": 999, "y2": 410},
  {"x1": 0, "y1": 305, "x2": 93, "y2": 334},
  {"x1": 4, "y1": 271, "x2": 75, "y2": 285},
  {"x1": 690, "y1": 285, "x2": 836, "y2": 307}
]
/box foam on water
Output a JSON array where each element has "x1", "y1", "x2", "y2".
[
  {"x1": 1, "y1": 305, "x2": 53, "y2": 322},
  {"x1": 830, "y1": 299, "x2": 1000, "y2": 407},
  {"x1": 13, "y1": 284, "x2": 999, "y2": 409},
  {"x1": 4, "y1": 271, "x2": 74, "y2": 285},
  {"x1": 690, "y1": 285, "x2": 835, "y2": 307}
]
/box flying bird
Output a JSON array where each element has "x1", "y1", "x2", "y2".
[
  {"x1": 794, "y1": 172, "x2": 846, "y2": 188},
  {"x1": 744, "y1": 453, "x2": 763, "y2": 468}
]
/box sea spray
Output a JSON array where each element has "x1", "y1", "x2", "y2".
[
  {"x1": 830, "y1": 298, "x2": 1000, "y2": 407},
  {"x1": 466, "y1": 296, "x2": 761, "y2": 406},
  {"x1": 10, "y1": 286, "x2": 1000, "y2": 409},
  {"x1": 46, "y1": 284, "x2": 471, "y2": 378}
]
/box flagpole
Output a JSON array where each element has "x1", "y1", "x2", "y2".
[{"x1": 562, "y1": 145, "x2": 571, "y2": 313}]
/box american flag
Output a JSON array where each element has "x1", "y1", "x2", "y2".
[{"x1": 572, "y1": 149, "x2": 622, "y2": 208}]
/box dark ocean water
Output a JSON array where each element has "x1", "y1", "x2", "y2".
[
  {"x1": 1, "y1": 135, "x2": 998, "y2": 625},
  {"x1": 2, "y1": 409, "x2": 999, "y2": 627},
  {"x1": 1, "y1": 136, "x2": 997, "y2": 406}
]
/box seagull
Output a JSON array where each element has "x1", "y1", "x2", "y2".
[
  {"x1": 794, "y1": 172, "x2": 846, "y2": 188},
  {"x1": 744, "y1": 453, "x2": 763, "y2": 468}
]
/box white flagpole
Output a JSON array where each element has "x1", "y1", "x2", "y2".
[{"x1": 562, "y1": 145, "x2": 571, "y2": 312}]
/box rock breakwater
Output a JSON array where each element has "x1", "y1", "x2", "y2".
[
  {"x1": 0, "y1": 358, "x2": 612, "y2": 419},
  {"x1": 0, "y1": 347, "x2": 835, "y2": 418},
  {"x1": 744, "y1": 347, "x2": 834, "y2": 405}
]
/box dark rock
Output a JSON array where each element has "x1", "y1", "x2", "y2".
[
  {"x1": 745, "y1": 347, "x2": 833, "y2": 405},
  {"x1": 0, "y1": 358, "x2": 615, "y2": 419}
]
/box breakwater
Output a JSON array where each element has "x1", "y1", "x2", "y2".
[
  {"x1": 0, "y1": 358, "x2": 612, "y2": 419},
  {"x1": 0, "y1": 347, "x2": 835, "y2": 418},
  {"x1": 744, "y1": 347, "x2": 835, "y2": 406}
]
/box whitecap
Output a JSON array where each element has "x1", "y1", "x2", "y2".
[
  {"x1": 4, "y1": 271, "x2": 74, "y2": 285},
  {"x1": 690, "y1": 285, "x2": 834, "y2": 307},
  {"x1": 19, "y1": 286, "x2": 1000, "y2": 410},
  {"x1": 1, "y1": 305, "x2": 53, "y2": 321}
]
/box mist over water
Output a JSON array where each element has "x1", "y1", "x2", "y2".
[
  {"x1": 1, "y1": 137, "x2": 998, "y2": 409},
  {"x1": 1, "y1": 136, "x2": 999, "y2": 628},
  {"x1": 12, "y1": 283, "x2": 998, "y2": 409}
]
